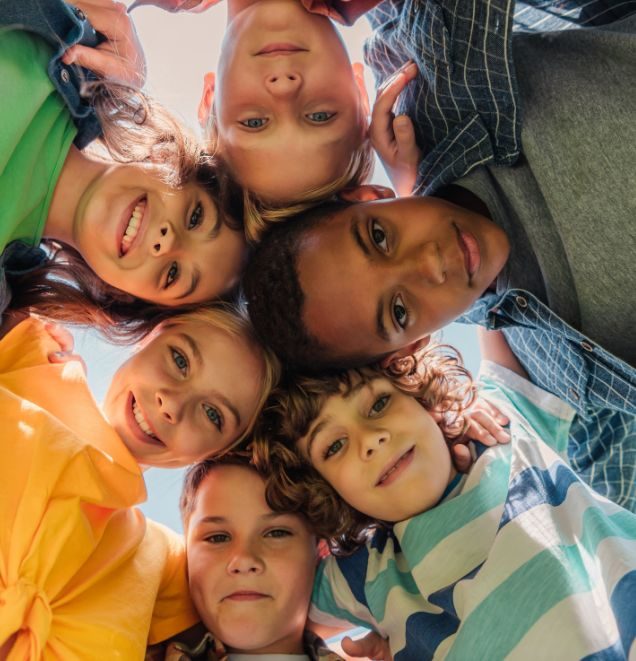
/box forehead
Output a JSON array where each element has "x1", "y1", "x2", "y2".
[
  {"x1": 297, "y1": 215, "x2": 387, "y2": 359},
  {"x1": 222, "y1": 125, "x2": 362, "y2": 202}
]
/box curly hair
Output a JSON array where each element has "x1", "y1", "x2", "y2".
[
  {"x1": 6, "y1": 76, "x2": 246, "y2": 342},
  {"x1": 242, "y1": 199, "x2": 378, "y2": 371},
  {"x1": 252, "y1": 343, "x2": 476, "y2": 555}
]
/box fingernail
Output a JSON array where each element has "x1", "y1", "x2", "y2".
[{"x1": 53, "y1": 351, "x2": 67, "y2": 358}]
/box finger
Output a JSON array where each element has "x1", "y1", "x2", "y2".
[
  {"x1": 341, "y1": 632, "x2": 391, "y2": 659},
  {"x1": 466, "y1": 413, "x2": 511, "y2": 445},
  {"x1": 392, "y1": 114, "x2": 419, "y2": 158},
  {"x1": 372, "y1": 62, "x2": 417, "y2": 123},
  {"x1": 43, "y1": 322, "x2": 75, "y2": 353},
  {"x1": 71, "y1": 1, "x2": 129, "y2": 33},
  {"x1": 451, "y1": 443, "x2": 473, "y2": 473},
  {"x1": 48, "y1": 351, "x2": 87, "y2": 372},
  {"x1": 472, "y1": 397, "x2": 509, "y2": 425},
  {"x1": 63, "y1": 44, "x2": 143, "y2": 86}
]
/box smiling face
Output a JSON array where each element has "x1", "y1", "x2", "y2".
[
  {"x1": 103, "y1": 320, "x2": 265, "y2": 468},
  {"x1": 297, "y1": 196, "x2": 510, "y2": 363},
  {"x1": 299, "y1": 377, "x2": 454, "y2": 521},
  {"x1": 72, "y1": 163, "x2": 247, "y2": 305},
  {"x1": 211, "y1": 0, "x2": 368, "y2": 202},
  {"x1": 186, "y1": 465, "x2": 317, "y2": 654}
]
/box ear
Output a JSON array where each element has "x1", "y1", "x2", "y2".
[
  {"x1": 380, "y1": 336, "x2": 432, "y2": 368},
  {"x1": 197, "y1": 71, "x2": 216, "y2": 129},
  {"x1": 338, "y1": 184, "x2": 396, "y2": 203},
  {"x1": 352, "y1": 61, "x2": 370, "y2": 120}
]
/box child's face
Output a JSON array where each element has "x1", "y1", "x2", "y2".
[
  {"x1": 297, "y1": 195, "x2": 510, "y2": 362},
  {"x1": 298, "y1": 377, "x2": 455, "y2": 521},
  {"x1": 186, "y1": 465, "x2": 317, "y2": 654},
  {"x1": 103, "y1": 320, "x2": 265, "y2": 467},
  {"x1": 210, "y1": 0, "x2": 368, "y2": 202},
  {"x1": 73, "y1": 164, "x2": 246, "y2": 304}
]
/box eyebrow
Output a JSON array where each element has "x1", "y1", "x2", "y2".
[
  {"x1": 178, "y1": 332, "x2": 203, "y2": 368},
  {"x1": 197, "y1": 512, "x2": 290, "y2": 526},
  {"x1": 350, "y1": 221, "x2": 390, "y2": 342},
  {"x1": 176, "y1": 267, "x2": 200, "y2": 301}
]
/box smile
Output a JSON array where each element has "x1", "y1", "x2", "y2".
[
  {"x1": 130, "y1": 395, "x2": 164, "y2": 446},
  {"x1": 455, "y1": 223, "x2": 481, "y2": 282},
  {"x1": 376, "y1": 446, "x2": 415, "y2": 486},
  {"x1": 119, "y1": 196, "x2": 147, "y2": 257}
]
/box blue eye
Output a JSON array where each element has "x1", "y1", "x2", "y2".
[
  {"x1": 370, "y1": 394, "x2": 391, "y2": 415},
  {"x1": 165, "y1": 262, "x2": 179, "y2": 288},
  {"x1": 370, "y1": 220, "x2": 388, "y2": 252},
  {"x1": 204, "y1": 404, "x2": 223, "y2": 431},
  {"x1": 306, "y1": 111, "x2": 335, "y2": 123},
  {"x1": 188, "y1": 202, "x2": 203, "y2": 230},
  {"x1": 240, "y1": 117, "x2": 267, "y2": 129},
  {"x1": 171, "y1": 348, "x2": 188, "y2": 373},
  {"x1": 324, "y1": 438, "x2": 345, "y2": 459},
  {"x1": 392, "y1": 294, "x2": 408, "y2": 329}
]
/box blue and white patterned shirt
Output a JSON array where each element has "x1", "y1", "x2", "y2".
[
  {"x1": 363, "y1": 0, "x2": 636, "y2": 511},
  {"x1": 310, "y1": 364, "x2": 636, "y2": 659}
]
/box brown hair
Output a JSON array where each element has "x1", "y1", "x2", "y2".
[
  {"x1": 253, "y1": 343, "x2": 475, "y2": 555},
  {"x1": 180, "y1": 449, "x2": 258, "y2": 530},
  {"x1": 6, "y1": 70, "x2": 245, "y2": 341}
]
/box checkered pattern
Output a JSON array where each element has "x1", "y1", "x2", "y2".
[
  {"x1": 461, "y1": 291, "x2": 636, "y2": 512},
  {"x1": 364, "y1": 0, "x2": 636, "y2": 194}
]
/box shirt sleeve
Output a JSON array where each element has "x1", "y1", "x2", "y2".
[
  {"x1": 478, "y1": 361, "x2": 575, "y2": 456},
  {"x1": 310, "y1": 556, "x2": 381, "y2": 633},
  {"x1": 147, "y1": 523, "x2": 200, "y2": 644}
]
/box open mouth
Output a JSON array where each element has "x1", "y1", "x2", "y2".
[
  {"x1": 256, "y1": 43, "x2": 308, "y2": 56},
  {"x1": 454, "y1": 223, "x2": 481, "y2": 282},
  {"x1": 130, "y1": 395, "x2": 164, "y2": 446},
  {"x1": 376, "y1": 447, "x2": 415, "y2": 486},
  {"x1": 119, "y1": 196, "x2": 147, "y2": 257}
]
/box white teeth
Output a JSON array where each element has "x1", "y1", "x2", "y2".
[
  {"x1": 132, "y1": 399, "x2": 157, "y2": 439},
  {"x1": 120, "y1": 199, "x2": 146, "y2": 253}
]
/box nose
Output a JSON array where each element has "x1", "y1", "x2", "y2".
[
  {"x1": 264, "y1": 71, "x2": 302, "y2": 97},
  {"x1": 226, "y1": 541, "x2": 265, "y2": 575},
  {"x1": 359, "y1": 426, "x2": 390, "y2": 460},
  {"x1": 151, "y1": 222, "x2": 177, "y2": 257},
  {"x1": 155, "y1": 389, "x2": 182, "y2": 424},
  {"x1": 403, "y1": 241, "x2": 446, "y2": 285}
]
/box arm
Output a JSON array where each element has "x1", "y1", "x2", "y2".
[{"x1": 478, "y1": 328, "x2": 528, "y2": 379}]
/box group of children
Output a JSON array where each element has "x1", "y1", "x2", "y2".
[{"x1": 0, "y1": 0, "x2": 635, "y2": 657}]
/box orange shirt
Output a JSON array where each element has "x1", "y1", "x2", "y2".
[{"x1": 0, "y1": 319, "x2": 198, "y2": 660}]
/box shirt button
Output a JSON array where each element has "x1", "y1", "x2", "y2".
[
  {"x1": 580, "y1": 341, "x2": 594, "y2": 352},
  {"x1": 569, "y1": 387, "x2": 580, "y2": 401},
  {"x1": 515, "y1": 295, "x2": 528, "y2": 309},
  {"x1": 72, "y1": 6, "x2": 86, "y2": 20},
  {"x1": 60, "y1": 68, "x2": 70, "y2": 84}
]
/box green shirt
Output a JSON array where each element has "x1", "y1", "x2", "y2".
[{"x1": 0, "y1": 29, "x2": 77, "y2": 251}]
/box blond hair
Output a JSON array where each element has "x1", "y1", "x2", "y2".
[
  {"x1": 204, "y1": 107, "x2": 374, "y2": 242},
  {"x1": 158, "y1": 304, "x2": 281, "y2": 449}
]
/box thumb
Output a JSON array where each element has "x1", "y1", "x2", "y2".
[
  {"x1": 341, "y1": 632, "x2": 391, "y2": 659},
  {"x1": 393, "y1": 114, "x2": 418, "y2": 156}
]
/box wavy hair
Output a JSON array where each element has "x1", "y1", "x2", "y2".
[{"x1": 253, "y1": 343, "x2": 475, "y2": 555}]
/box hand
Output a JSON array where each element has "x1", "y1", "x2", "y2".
[
  {"x1": 128, "y1": 0, "x2": 218, "y2": 12},
  {"x1": 44, "y1": 323, "x2": 87, "y2": 371},
  {"x1": 62, "y1": 0, "x2": 147, "y2": 87},
  {"x1": 369, "y1": 61, "x2": 421, "y2": 197},
  {"x1": 450, "y1": 397, "x2": 510, "y2": 472},
  {"x1": 341, "y1": 631, "x2": 392, "y2": 660}
]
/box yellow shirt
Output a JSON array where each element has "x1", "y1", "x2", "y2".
[{"x1": 0, "y1": 319, "x2": 198, "y2": 659}]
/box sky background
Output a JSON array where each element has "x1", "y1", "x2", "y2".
[{"x1": 77, "y1": 0, "x2": 480, "y2": 532}]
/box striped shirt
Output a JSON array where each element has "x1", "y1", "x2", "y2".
[{"x1": 310, "y1": 364, "x2": 636, "y2": 659}]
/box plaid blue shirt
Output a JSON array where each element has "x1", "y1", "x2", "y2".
[
  {"x1": 461, "y1": 292, "x2": 636, "y2": 512},
  {"x1": 364, "y1": 0, "x2": 636, "y2": 195},
  {"x1": 364, "y1": 0, "x2": 636, "y2": 511}
]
